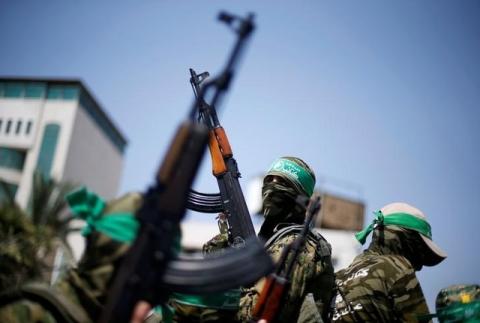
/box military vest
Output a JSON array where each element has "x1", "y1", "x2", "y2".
[{"x1": 264, "y1": 224, "x2": 332, "y2": 259}]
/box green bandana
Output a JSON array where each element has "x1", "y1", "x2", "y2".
[
  {"x1": 66, "y1": 187, "x2": 139, "y2": 243},
  {"x1": 267, "y1": 158, "x2": 315, "y2": 196},
  {"x1": 171, "y1": 289, "x2": 240, "y2": 310},
  {"x1": 355, "y1": 211, "x2": 432, "y2": 245}
]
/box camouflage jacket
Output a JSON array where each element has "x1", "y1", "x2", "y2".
[
  {"x1": 237, "y1": 224, "x2": 334, "y2": 323},
  {"x1": 0, "y1": 191, "x2": 142, "y2": 323},
  {"x1": 331, "y1": 249, "x2": 431, "y2": 323},
  {"x1": 0, "y1": 282, "x2": 91, "y2": 323}
]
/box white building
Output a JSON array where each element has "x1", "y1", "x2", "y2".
[{"x1": 0, "y1": 77, "x2": 127, "y2": 208}]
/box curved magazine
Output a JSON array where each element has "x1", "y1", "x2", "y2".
[{"x1": 163, "y1": 238, "x2": 273, "y2": 293}]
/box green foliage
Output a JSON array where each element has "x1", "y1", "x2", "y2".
[
  {"x1": 0, "y1": 171, "x2": 78, "y2": 290},
  {"x1": 30, "y1": 171, "x2": 78, "y2": 246},
  {"x1": 0, "y1": 200, "x2": 43, "y2": 290}
]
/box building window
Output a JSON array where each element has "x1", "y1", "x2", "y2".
[
  {"x1": 25, "y1": 120, "x2": 33, "y2": 135},
  {"x1": 0, "y1": 147, "x2": 26, "y2": 171},
  {"x1": 25, "y1": 83, "x2": 46, "y2": 98},
  {"x1": 5, "y1": 120, "x2": 12, "y2": 134},
  {"x1": 47, "y1": 86, "x2": 63, "y2": 99},
  {"x1": 47, "y1": 85, "x2": 79, "y2": 100},
  {"x1": 36, "y1": 123, "x2": 60, "y2": 178},
  {"x1": 15, "y1": 120, "x2": 22, "y2": 135},
  {"x1": 4, "y1": 83, "x2": 24, "y2": 97},
  {"x1": 0, "y1": 81, "x2": 80, "y2": 100},
  {"x1": 62, "y1": 86, "x2": 79, "y2": 100}
]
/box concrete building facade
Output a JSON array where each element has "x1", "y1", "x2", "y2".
[{"x1": 0, "y1": 78, "x2": 127, "y2": 208}]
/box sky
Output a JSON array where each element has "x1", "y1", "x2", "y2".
[{"x1": 1, "y1": 0, "x2": 479, "y2": 311}]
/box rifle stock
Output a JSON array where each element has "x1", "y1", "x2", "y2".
[{"x1": 252, "y1": 275, "x2": 287, "y2": 322}]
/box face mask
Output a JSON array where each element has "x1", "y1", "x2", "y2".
[
  {"x1": 261, "y1": 182, "x2": 299, "y2": 219},
  {"x1": 402, "y1": 230, "x2": 429, "y2": 271},
  {"x1": 372, "y1": 228, "x2": 427, "y2": 271}
]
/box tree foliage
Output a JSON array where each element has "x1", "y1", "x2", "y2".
[{"x1": 0, "y1": 171, "x2": 77, "y2": 290}]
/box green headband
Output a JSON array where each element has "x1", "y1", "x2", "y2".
[
  {"x1": 171, "y1": 289, "x2": 240, "y2": 310},
  {"x1": 355, "y1": 211, "x2": 432, "y2": 245},
  {"x1": 66, "y1": 187, "x2": 139, "y2": 243},
  {"x1": 155, "y1": 289, "x2": 241, "y2": 323},
  {"x1": 267, "y1": 158, "x2": 315, "y2": 196}
]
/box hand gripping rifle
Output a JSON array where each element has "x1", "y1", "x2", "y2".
[
  {"x1": 100, "y1": 12, "x2": 273, "y2": 323},
  {"x1": 187, "y1": 67, "x2": 256, "y2": 247},
  {"x1": 252, "y1": 195, "x2": 322, "y2": 323}
]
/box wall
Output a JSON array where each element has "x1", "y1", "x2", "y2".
[
  {"x1": 14, "y1": 99, "x2": 77, "y2": 208},
  {"x1": 62, "y1": 104, "x2": 123, "y2": 199}
]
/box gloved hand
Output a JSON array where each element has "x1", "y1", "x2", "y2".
[
  {"x1": 202, "y1": 213, "x2": 230, "y2": 255},
  {"x1": 202, "y1": 233, "x2": 229, "y2": 255}
]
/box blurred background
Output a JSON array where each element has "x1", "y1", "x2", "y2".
[{"x1": 1, "y1": 0, "x2": 479, "y2": 311}]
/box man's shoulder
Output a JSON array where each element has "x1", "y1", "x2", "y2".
[
  {"x1": 0, "y1": 299, "x2": 56, "y2": 323},
  {"x1": 266, "y1": 225, "x2": 331, "y2": 258},
  {"x1": 0, "y1": 282, "x2": 91, "y2": 323},
  {"x1": 371, "y1": 253, "x2": 414, "y2": 273},
  {"x1": 340, "y1": 252, "x2": 414, "y2": 282},
  {"x1": 353, "y1": 250, "x2": 412, "y2": 267}
]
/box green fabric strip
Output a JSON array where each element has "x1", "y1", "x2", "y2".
[
  {"x1": 154, "y1": 304, "x2": 175, "y2": 323},
  {"x1": 65, "y1": 187, "x2": 139, "y2": 243},
  {"x1": 66, "y1": 187, "x2": 105, "y2": 225},
  {"x1": 355, "y1": 211, "x2": 432, "y2": 245},
  {"x1": 268, "y1": 158, "x2": 315, "y2": 196},
  {"x1": 90, "y1": 211, "x2": 139, "y2": 242},
  {"x1": 171, "y1": 289, "x2": 241, "y2": 310},
  {"x1": 436, "y1": 301, "x2": 480, "y2": 322}
]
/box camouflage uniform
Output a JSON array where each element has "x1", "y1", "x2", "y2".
[
  {"x1": 236, "y1": 224, "x2": 334, "y2": 323},
  {"x1": 331, "y1": 229, "x2": 430, "y2": 322},
  {"x1": 0, "y1": 189, "x2": 143, "y2": 323},
  {"x1": 423, "y1": 284, "x2": 480, "y2": 322},
  {"x1": 237, "y1": 157, "x2": 335, "y2": 323},
  {"x1": 332, "y1": 202, "x2": 447, "y2": 323}
]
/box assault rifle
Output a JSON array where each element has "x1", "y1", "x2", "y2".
[
  {"x1": 187, "y1": 67, "x2": 256, "y2": 246},
  {"x1": 100, "y1": 12, "x2": 274, "y2": 323},
  {"x1": 252, "y1": 195, "x2": 322, "y2": 323}
]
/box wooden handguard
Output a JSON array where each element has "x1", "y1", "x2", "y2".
[
  {"x1": 157, "y1": 121, "x2": 193, "y2": 183},
  {"x1": 208, "y1": 127, "x2": 233, "y2": 176},
  {"x1": 252, "y1": 275, "x2": 287, "y2": 322}
]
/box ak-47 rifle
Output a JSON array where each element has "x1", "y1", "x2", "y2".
[
  {"x1": 99, "y1": 12, "x2": 274, "y2": 323},
  {"x1": 187, "y1": 66, "x2": 256, "y2": 246},
  {"x1": 252, "y1": 195, "x2": 322, "y2": 323}
]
